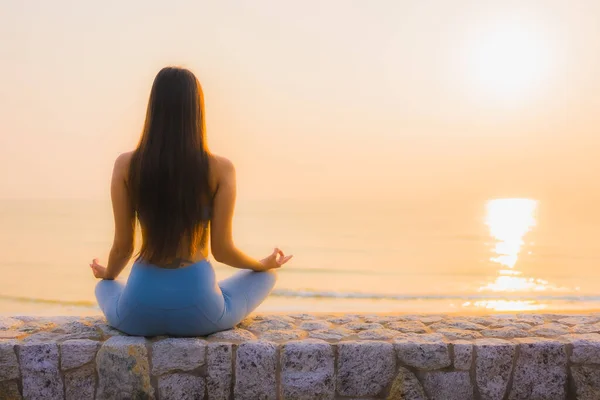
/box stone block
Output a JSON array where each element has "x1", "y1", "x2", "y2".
[
  {"x1": 158, "y1": 373, "x2": 205, "y2": 400},
  {"x1": 60, "y1": 339, "x2": 99, "y2": 370},
  {"x1": 281, "y1": 339, "x2": 334, "y2": 399},
  {"x1": 452, "y1": 340, "x2": 473, "y2": 370},
  {"x1": 18, "y1": 342, "x2": 63, "y2": 400},
  {"x1": 529, "y1": 323, "x2": 569, "y2": 337},
  {"x1": 394, "y1": 334, "x2": 451, "y2": 370},
  {"x1": 475, "y1": 339, "x2": 516, "y2": 400},
  {"x1": 298, "y1": 320, "x2": 331, "y2": 331},
  {"x1": 421, "y1": 371, "x2": 474, "y2": 400},
  {"x1": 206, "y1": 342, "x2": 232, "y2": 400},
  {"x1": 0, "y1": 318, "x2": 23, "y2": 331},
  {"x1": 207, "y1": 328, "x2": 256, "y2": 341},
  {"x1": 0, "y1": 381, "x2": 21, "y2": 400},
  {"x1": 235, "y1": 341, "x2": 277, "y2": 399},
  {"x1": 308, "y1": 328, "x2": 354, "y2": 340},
  {"x1": 571, "y1": 365, "x2": 600, "y2": 400},
  {"x1": 357, "y1": 328, "x2": 403, "y2": 340},
  {"x1": 481, "y1": 327, "x2": 529, "y2": 338},
  {"x1": 437, "y1": 328, "x2": 482, "y2": 340},
  {"x1": 261, "y1": 329, "x2": 306, "y2": 341},
  {"x1": 152, "y1": 338, "x2": 205, "y2": 376},
  {"x1": 507, "y1": 338, "x2": 567, "y2": 400},
  {"x1": 386, "y1": 321, "x2": 429, "y2": 333},
  {"x1": 386, "y1": 366, "x2": 426, "y2": 400},
  {"x1": 564, "y1": 333, "x2": 600, "y2": 364},
  {"x1": 96, "y1": 336, "x2": 154, "y2": 400},
  {"x1": 246, "y1": 318, "x2": 295, "y2": 332},
  {"x1": 65, "y1": 364, "x2": 95, "y2": 400},
  {"x1": 337, "y1": 341, "x2": 395, "y2": 397},
  {"x1": 0, "y1": 340, "x2": 19, "y2": 381}
]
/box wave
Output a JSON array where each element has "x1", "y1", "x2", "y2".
[
  {"x1": 1, "y1": 290, "x2": 599, "y2": 310},
  {"x1": 270, "y1": 289, "x2": 600, "y2": 302},
  {"x1": 0, "y1": 295, "x2": 98, "y2": 308}
]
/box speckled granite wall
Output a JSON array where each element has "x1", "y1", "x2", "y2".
[{"x1": 1, "y1": 313, "x2": 600, "y2": 399}]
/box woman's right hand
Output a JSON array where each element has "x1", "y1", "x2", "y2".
[{"x1": 259, "y1": 248, "x2": 293, "y2": 271}]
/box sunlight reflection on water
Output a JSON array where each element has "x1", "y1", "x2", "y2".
[{"x1": 466, "y1": 198, "x2": 563, "y2": 311}]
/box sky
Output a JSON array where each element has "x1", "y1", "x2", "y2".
[{"x1": 1, "y1": 0, "x2": 600, "y2": 205}]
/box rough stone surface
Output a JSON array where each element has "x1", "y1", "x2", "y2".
[
  {"x1": 298, "y1": 320, "x2": 331, "y2": 331},
  {"x1": 95, "y1": 336, "x2": 154, "y2": 400},
  {"x1": 52, "y1": 320, "x2": 101, "y2": 340},
  {"x1": 453, "y1": 340, "x2": 473, "y2": 370},
  {"x1": 572, "y1": 323, "x2": 600, "y2": 334},
  {"x1": 158, "y1": 373, "x2": 205, "y2": 400},
  {"x1": 64, "y1": 364, "x2": 95, "y2": 400},
  {"x1": 386, "y1": 320, "x2": 429, "y2": 333},
  {"x1": 235, "y1": 341, "x2": 277, "y2": 399},
  {"x1": 6, "y1": 313, "x2": 600, "y2": 399},
  {"x1": 419, "y1": 316, "x2": 444, "y2": 324},
  {"x1": 475, "y1": 339, "x2": 516, "y2": 400},
  {"x1": 60, "y1": 339, "x2": 99, "y2": 370},
  {"x1": 326, "y1": 315, "x2": 358, "y2": 324},
  {"x1": 0, "y1": 340, "x2": 19, "y2": 381},
  {"x1": 261, "y1": 329, "x2": 306, "y2": 341},
  {"x1": 565, "y1": 333, "x2": 600, "y2": 364},
  {"x1": 481, "y1": 327, "x2": 530, "y2": 338},
  {"x1": 206, "y1": 342, "x2": 232, "y2": 400},
  {"x1": 308, "y1": 328, "x2": 354, "y2": 340},
  {"x1": 529, "y1": 323, "x2": 570, "y2": 337},
  {"x1": 571, "y1": 365, "x2": 600, "y2": 400},
  {"x1": 281, "y1": 339, "x2": 334, "y2": 399},
  {"x1": 357, "y1": 328, "x2": 403, "y2": 340},
  {"x1": 489, "y1": 321, "x2": 533, "y2": 330},
  {"x1": 394, "y1": 334, "x2": 451, "y2": 370},
  {"x1": 0, "y1": 318, "x2": 23, "y2": 331},
  {"x1": 152, "y1": 338, "x2": 205, "y2": 375},
  {"x1": 508, "y1": 338, "x2": 567, "y2": 400},
  {"x1": 207, "y1": 328, "x2": 256, "y2": 341},
  {"x1": 430, "y1": 320, "x2": 486, "y2": 331},
  {"x1": 18, "y1": 342, "x2": 63, "y2": 400},
  {"x1": 386, "y1": 366, "x2": 426, "y2": 400},
  {"x1": 0, "y1": 381, "x2": 21, "y2": 400},
  {"x1": 290, "y1": 313, "x2": 318, "y2": 320},
  {"x1": 337, "y1": 341, "x2": 395, "y2": 397},
  {"x1": 246, "y1": 318, "x2": 295, "y2": 332},
  {"x1": 437, "y1": 328, "x2": 482, "y2": 340},
  {"x1": 343, "y1": 322, "x2": 383, "y2": 331},
  {"x1": 558, "y1": 316, "x2": 600, "y2": 325},
  {"x1": 421, "y1": 371, "x2": 474, "y2": 400},
  {"x1": 366, "y1": 315, "x2": 404, "y2": 324}
]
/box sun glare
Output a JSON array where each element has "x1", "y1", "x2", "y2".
[
  {"x1": 465, "y1": 19, "x2": 554, "y2": 101},
  {"x1": 469, "y1": 198, "x2": 560, "y2": 311}
]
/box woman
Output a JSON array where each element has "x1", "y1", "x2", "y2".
[{"x1": 90, "y1": 67, "x2": 292, "y2": 337}]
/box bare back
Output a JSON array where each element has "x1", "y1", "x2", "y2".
[{"x1": 113, "y1": 152, "x2": 236, "y2": 268}]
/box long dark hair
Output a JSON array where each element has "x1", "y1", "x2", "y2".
[{"x1": 129, "y1": 67, "x2": 212, "y2": 264}]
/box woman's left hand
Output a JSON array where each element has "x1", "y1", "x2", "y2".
[{"x1": 89, "y1": 258, "x2": 107, "y2": 279}]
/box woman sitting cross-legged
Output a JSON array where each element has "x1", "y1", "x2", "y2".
[{"x1": 90, "y1": 66, "x2": 292, "y2": 337}]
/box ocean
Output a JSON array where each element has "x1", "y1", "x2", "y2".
[{"x1": 1, "y1": 197, "x2": 599, "y2": 316}]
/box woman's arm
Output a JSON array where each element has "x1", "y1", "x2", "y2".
[
  {"x1": 210, "y1": 157, "x2": 266, "y2": 271},
  {"x1": 103, "y1": 153, "x2": 136, "y2": 279}
]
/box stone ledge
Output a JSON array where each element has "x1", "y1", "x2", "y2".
[{"x1": 2, "y1": 313, "x2": 600, "y2": 399}]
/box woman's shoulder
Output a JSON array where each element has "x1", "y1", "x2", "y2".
[
  {"x1": 209, "y1": 154, "x2": 235, "y2": 176},
  {"x1": 113, "y1": 151, "x2": 134, "y2": 171}
]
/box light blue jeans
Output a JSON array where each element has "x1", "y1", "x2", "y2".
[{"x1": 95, "y1": 260, "x2": 277, "y2": 336}]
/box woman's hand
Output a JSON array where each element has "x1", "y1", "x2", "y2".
[
  {"x1": 89, "y1": 258, "x2": 107, "y2": 279},
  {"x1": 259, "y1": 248, "x2": 293, "y2": 271}
]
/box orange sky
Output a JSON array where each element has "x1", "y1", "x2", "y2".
[{"x1": 1, "y1": 0, "x2": 600, "y2": 204}]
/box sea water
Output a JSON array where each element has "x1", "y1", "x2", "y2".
[{"x1": 1, "y1": 197, "x2": 599, "y2": 315}]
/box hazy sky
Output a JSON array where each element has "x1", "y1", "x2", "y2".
[{"x1": 1, "y1": 0, "x2": 600, "y2": 203}]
